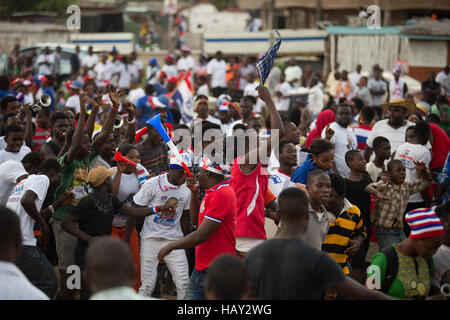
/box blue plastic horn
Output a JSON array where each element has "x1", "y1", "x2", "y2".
[{"x1": 146, "y1": 113, "x2": 171, "y2": 143}]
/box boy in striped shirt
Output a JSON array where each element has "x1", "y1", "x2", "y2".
[{"x1": 322, "y1": 173, "x2": 367, "y2": 276}]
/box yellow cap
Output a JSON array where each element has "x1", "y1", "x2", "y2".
[{"x1": 87, "y1": 166, "x2": 116, "y2": 187}]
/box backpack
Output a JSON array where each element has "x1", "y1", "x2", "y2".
[{"x1": 362, "y1": 245, "x2": 433, "y2": 293}]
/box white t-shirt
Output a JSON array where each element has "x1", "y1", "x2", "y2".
[
  {"x1": 321, "y1": 122, "x2": 357, "y2": 178},
  {"x1": 308, "y1": 84, "x2": 324, "y2": 116},
  {"x1": 275, "y1": 81, "x2": 291, "y2": 112},
  {"x1": 0, "y1": 136, "x2": 25, "y2": 151},
  {"x1": 24, "y1": 92, "x2": 34, "y2": 105},
  {"x1": 177, "y1": 56, "x2": 195, "y2": 71},
  {"x1": 197, "y1": 84, "x2": 209, "y2": 96},
  {"x1": 81, "y1": 54, "x2": 99, "y2": 77},
  {"x1": 394, "y1": 142, "x2": 431, "y2": 203},
  {"x1": 65, "y1": 94, "x2": 81, "y2": 114},
  {"x1": 6, "y1": 174, "x2": 50, "y2": 246},
  {"x1": 431, "y1": 244, "x2": 450, "y2": 288},
  {"x1": 349, "y1": 72, "x2": 363, "y2": 94},
  {"x1": 436, "y1": 71, "x2": 450, "y2": 96},
  {"x1": 94, "y1": 62, "x2": 109, "y2": 80},
  {"x1": 368, "y1": 78, "x2": 387, "y2": 106},
  {"x1": 133, "y1": 173, "x2": 191, "y2": 240},
  {"x1": 117, "y1": 63, "x2": 131, "y2": 89},
  {"x1": 0, "y1": 146, "x2": 31, "y2": 164},
  {"x1": 389, "y1": 79, "x2": 406, "y2": 101},
  {"x1": 207, "y1": 58, "x2": 227, "y2": 88},
  {"x1": 37, "y1": 54, "x2": 54, "y2": 75},
  {"x1": 128, "y1": 87, "x2": 145, "y2": 106},
  {"x1": 162, "y1": 64, "x2": 179, "y2": 79},
  {"x1": 366, "y1": 119, "x2": 414, "y2": 153},
  {"x1": 244, "y1": 81, "x2": 265, "y2": 113},
  {"x1": 268, "y1": 169, "x2": 291, "y2": 197},
  {"x1": 0, "y1": 160, "x2": 28, "y2": 206},
  {"x1": 111, "y1": 168, "x2": 141, "y2": 228}
]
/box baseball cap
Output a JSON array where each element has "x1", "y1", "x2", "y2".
[
  {"x1": 169, "y1": 150, "x2": 192, "y2": 169},
  {"x1": 166, "y1": 76, "x2": 178, "y2": 84},
  {"x1": 87, "y1": 166, "x2": 116, "y2": 188},
  {"x1": 165, "y1": 54, "x2": 175, "y2": 63},
  {"x1": 69, "y1": 80, "x2": 83, "y2": 90}
]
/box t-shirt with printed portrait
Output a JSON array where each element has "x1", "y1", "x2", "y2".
[
  {"x1": 52, "y1": 143, "x2": 99, "y2": 221},
  {"x1": 133, "y1": 172, "x2": 191, "y2": 240}
]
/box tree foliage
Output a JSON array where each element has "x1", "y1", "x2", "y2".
[{"x1": 0, "y1": 0, "x2": 72, "y2": 19}]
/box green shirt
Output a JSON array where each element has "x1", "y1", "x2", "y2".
[
  {"x1": 52, "y1": 143, "x2": 99, "y2": 221},
  {"x1": 431, "y1": 104, "x2": 450, "y2": 131},
  {"x1": 369, "y1": 243, "x2": 434, "y2": 300}
]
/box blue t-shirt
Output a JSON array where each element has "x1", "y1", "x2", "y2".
[
  {"x1": 0, "y1": 90, "x2": 14, "y2": 99},
  {"x1": 136, "y1": 95, "x2": 152, "y2": 126},
  {"x1": 153, "y1": 83, "x2": 167, "y2": 96}
]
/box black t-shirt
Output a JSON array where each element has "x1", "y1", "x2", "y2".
[
  {"x1": 244, "y1": 238, "x2": 345, "y2": 300},
  {"x1": 345, "y1": 171, "x2": 372, "y2": 236},
  {"x1": 69, "y1": 193, "x2": 123, "y2": 267},
  {"x1": 421, "y1": 80, "x2": 440, "y2": 105}
]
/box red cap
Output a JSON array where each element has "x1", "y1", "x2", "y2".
[
  {"x1": 10, "y1": 78, "x2": 23, "y2": 85},
  {"x1": 39, "y1": 75, "x2": 50, "y2": 83},
  {"x1": 65, "y1": 80, "x2": 73, "y2": 90},
  {"x1": 83, "y1": 75, "x2": 94, "y2": 82},
  {"x1": 166, "y1": 76, "x2": 178, "y2": 84},
  {"x1": 164, "y1": 55, "x2": 175, "y2": 63}
]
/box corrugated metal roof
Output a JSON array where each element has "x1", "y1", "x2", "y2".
[{"x1": 326, "y1": 26, "x2": 404, "y2": 35}]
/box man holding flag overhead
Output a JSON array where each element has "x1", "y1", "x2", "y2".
[{"x1": 231, "y1": 32, "x2": 284, "y2": 257}]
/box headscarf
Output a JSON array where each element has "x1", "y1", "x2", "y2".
[{"x1": 304, "y1": 109, "x2": 335, "y2": 148}]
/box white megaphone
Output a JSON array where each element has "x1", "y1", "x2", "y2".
[{"x1": 146, "y1": 113, "x2": 193, "y2": 177}]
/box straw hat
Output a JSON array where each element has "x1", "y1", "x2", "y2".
[{"x1": 380, "y1": 98, "x2": 416, "y2": 115}]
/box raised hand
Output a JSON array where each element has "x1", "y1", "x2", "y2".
[
  {"x1": 79, "y1": 92, "x2": 88, "y2": 113},
  {"x1": 414, "y1": 160, "x2": 427, "y2": 171},
  {"x1": 108, "y1": 87, "x2": 123, "y2": 107},
  {"x1": 256, "y1": 85, "x2": 272, "y2": 103}
]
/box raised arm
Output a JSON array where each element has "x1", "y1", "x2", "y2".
[
  {"x1": 85, "y1": 94, "x2": 101, "y2": 140},
  {"x1": 244, "y1": 86, "x2": 284, "y2": 168},
  {"x1": 65, "y1": 93, "x2": 87, "y2": 166},
  {"x1": 92, "y1": 87, "x2": 122, "y2": 153}
]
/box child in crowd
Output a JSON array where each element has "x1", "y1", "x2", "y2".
[
  {"x1": 0, "y1": 124, "x2": 32, "y2": 164},
  {"x1": 370, "y1": 159, "x2": 432, "y2": 251},
  {"x1": 303, "y1": 169, "x2": 334, "y2": 251},
  {"x1": 365, "y1": 136, "x2": 391, "y2": 183},
  {"x1": 291, "y1": 139, "x2": 334, "y2": 185},
  {"x1": 353, "y1": 106, "x2": 375, "y2": 152},
  {"x1": 344, "y1": 149, "x2": 390, "y2": 281},
  {"x1": 323, "y1": 172, "x2": 367, "y2": 277}
]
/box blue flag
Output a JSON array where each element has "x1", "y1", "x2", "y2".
[{"x1": 256, "y1": 30, "x2": 282, "y2": 85}]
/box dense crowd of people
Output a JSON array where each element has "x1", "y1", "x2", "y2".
[{"x1": 0, "y1": 43, "x2": 449, "y2": 301}]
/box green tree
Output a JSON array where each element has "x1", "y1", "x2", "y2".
[
  {"x1": 0, "y1": 0, "x2": 71, "y2": 20},
  {"x1": 209, "y1": 0, "x2": 237, "y2": 11}
]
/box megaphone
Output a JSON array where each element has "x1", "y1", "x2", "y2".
[
  {"x1": 113, "y1": 152, "x2": 137, "y2": 167},
  {"x1": 146, "y1": 113, "x2": 193, "y2": 178}
]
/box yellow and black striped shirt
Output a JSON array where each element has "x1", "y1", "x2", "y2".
[{"x1": 322, "y1": 199, "x2": 367, "y2": 275}]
